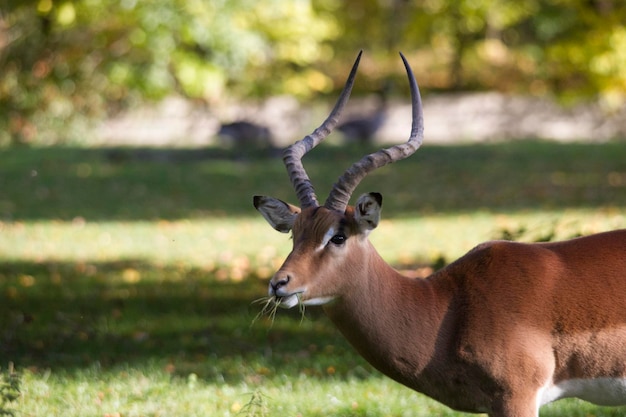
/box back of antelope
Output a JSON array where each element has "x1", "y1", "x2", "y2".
[{"x1": 253, "y1": 51, "x2": 626, "y2": 417}]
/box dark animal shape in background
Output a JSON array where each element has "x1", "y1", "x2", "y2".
[
  {"x1": 217, "y1": 121, "x2": 272, "y2": 148},
  {"x1": 337, "y1": 88, "x2": 387, "y2": 145}
]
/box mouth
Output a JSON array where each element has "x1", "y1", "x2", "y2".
[
  {"x1": 269, "y1": 282, "x2": 303, "y2": 309},
  {"x1": 274, "y1": 293, "x2": 300, "y2": 309},
  {"x1": 275, "y1": 292, "x2": 337, "y2": 308}
]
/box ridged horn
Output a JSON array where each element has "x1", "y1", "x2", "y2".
[
  {"x1": 324, "y1": 52, "x2": 424, "y2": 213},
  {"x1": 282, "y1": 51, "x2": 363, "y2": 208}
]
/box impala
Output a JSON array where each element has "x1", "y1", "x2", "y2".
[{"x1": 253, "y1": 51, "x2": 626, "y2": 417}]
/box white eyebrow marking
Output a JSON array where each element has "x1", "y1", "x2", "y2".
[{"x1": 317, "y1": 227, "x2": 335, "y2": 252}]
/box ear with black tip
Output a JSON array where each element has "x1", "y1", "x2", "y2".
[
  {"x1": 354, "y1": 192, "x2": 382, "y2": 234},
  {"x1": 253, "y1": 195, "x2": 301, "y2": 233}
]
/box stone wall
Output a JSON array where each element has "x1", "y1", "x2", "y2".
[{"x1": 97, "y1": 93, "x2": 626, "y2": 147}]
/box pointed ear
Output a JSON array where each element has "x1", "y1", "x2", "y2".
[
  {"x1": 253, "y1": 195, "x2": 301, "y2": 233},
  {"x1": 354, "y1": 192, "x2": 382, "y2": 233}
]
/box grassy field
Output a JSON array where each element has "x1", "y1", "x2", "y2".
[{"x1": 1, "y1": 141, "x2": 626, "y2": 416}]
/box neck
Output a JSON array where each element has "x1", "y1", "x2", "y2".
[{"x1": 323, "y1": 246, "x2": 454, "y2": 390}]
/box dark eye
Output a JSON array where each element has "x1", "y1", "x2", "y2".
[{"x1": 330, "y1": 234, "x2": 347, "y2": 245}]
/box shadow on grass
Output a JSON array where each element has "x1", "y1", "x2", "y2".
[
  {"x1": 0, "y1": 259, "x2": 368, "y2": 383},
  {"x1": 2, "y1": 141, "x2": 626, "y2": 221},
  {"x1": 3, "y1": 261, "x2": 626, "y2": 416}
]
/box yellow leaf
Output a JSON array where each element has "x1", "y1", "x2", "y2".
[
  {"x1": 231, "y1": 402, "x2": 242, "y2": 413},
  {"x1": 19, "y1": 274, "x2": 35, "y2": 287},
  {"x1": 122, "y1": 268, "x2": 141, "y2": 283}
]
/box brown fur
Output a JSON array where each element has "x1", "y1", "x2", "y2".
[{"x1": 258, "y1": 201, "x2": 626, "y2": 417}]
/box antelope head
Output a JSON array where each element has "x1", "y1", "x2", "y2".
[{"x1": 254, "y1": 51, "x2": 423, "y2": 309}]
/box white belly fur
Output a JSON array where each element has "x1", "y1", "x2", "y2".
[{"x1": 540, "y1": 378, "x2": 626, "y2": 406}]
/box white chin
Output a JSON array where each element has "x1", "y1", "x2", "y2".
[
  {"x1": 277, "y1": 294, "x2": 299, "y2": 309},
  {"x1": 302, "y1": 296, "x2": 335, "y2": 306}
]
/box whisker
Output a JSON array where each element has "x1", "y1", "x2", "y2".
[
  {"x1": 250, "y1": 296, "x2": 281, "y2": 328},
  {"x1": 297, "y1": 294, "x2": 307, "y2": 324}
]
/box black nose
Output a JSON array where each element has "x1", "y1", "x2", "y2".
[{"x1": 271, "y1": 275, "x2": 290, "y2": 293}]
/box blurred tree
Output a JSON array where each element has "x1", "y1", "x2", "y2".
[
  {"x1": 0, "y1": 0, "x2": 625, "y2": 146},
  {"x1": 329, "y1": 0, "x2": 626, "y2": 104},
  {"x1": 0, "y1": 0, "x2": 338, "y2": 145}
]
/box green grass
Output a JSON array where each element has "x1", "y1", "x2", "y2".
[
  {"x1": 3, "y1": 141, "x2": 626, "y2": 221},
  {"x1": 1, "y1": 141, "x2": 626, "y2": 416}
]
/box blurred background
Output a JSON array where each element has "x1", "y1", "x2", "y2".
[
  {"x1": 3, "y1": 2, "x2": 626, "y2": 416},
  {"x1": 2, "y1": 0, "x2": 626, "y2": 147}
]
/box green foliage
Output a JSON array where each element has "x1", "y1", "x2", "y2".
[
  {"x1": 3, "y1": 0, "x2": 626, "y2": 146},
  {"x1": 335, "y1": 0, "x2": 626, "y2": 104},
  {"x1": 2, "y1": 0, "x2": 626, "y2": 146},
  {"x1": 0, "y1": 0, "x2": 337, "y2": 145},
  {"x1": 0, "y1": 363, "x2": 20, "y2": 417}
]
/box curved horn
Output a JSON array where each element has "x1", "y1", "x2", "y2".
[
  {"x1": 324, "y1": 52, "x2": 424, "y2": 213},
  {"x1": 283, "y1": 51, "x2": 362, "y2": 208}
]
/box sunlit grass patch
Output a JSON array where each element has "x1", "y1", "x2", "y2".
[
  {"x1": 19, "y1": 364, "x2": 626, "y2": 417},
  {"x1": 2, "y1": 207, "x2": 624, "y2": 274},
  {"x1": 0, "y1": 219, "x2": 291, "y2": 280}
]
